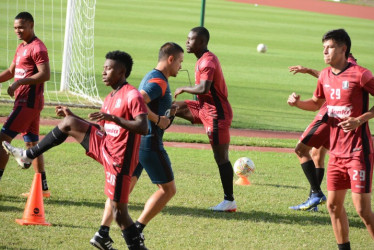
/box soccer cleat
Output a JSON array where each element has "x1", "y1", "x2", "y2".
[
  {"x1": 289, "y1": 192, "x2": 326, "y2": 211},
  {"x1": 289, "y1": 198, "x2": 309, "y2": 211},
  {"x1": 138, "y1": 233, "x2": 147, "y2": 250},
  {"x1": 307, "y1": 206, "x2": 318, "y2": 212},
  {"x1": 21, "y1": 190, "x2": 51, "y2": 198},
  {"x1": 122, "y1": 232, "x2": 147, "y2": 250},
  {"x1": 2, "y1": 141, "x2": 32, "y2": 169},
  {"x1": 210, "y1": 200, "x2": 237, "y2": 212},
  {"x1": 90, "y1": 232, "x2": 117, "y2": 250}
]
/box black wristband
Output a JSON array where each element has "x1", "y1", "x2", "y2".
[
  {"x1": 156, "y1": 115, "x2": 160, "y2": 125},
  {"x1": 165, "y1": 115, "x2": 175, "y2": 130}
]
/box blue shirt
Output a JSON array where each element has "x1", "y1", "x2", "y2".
[{"x1": 138, "y1": 69, "x2": 171, "y2": 150}]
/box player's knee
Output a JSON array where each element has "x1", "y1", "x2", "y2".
[
  {"x1": 326, "y1": 201, "x2": 342, "y2": 215},
  {"x1": 59, "y1": 115, "x2": 79, "y2": 131},
  {"x1": 311, "y1": 149, "x2": 318, "y2": 159},
  {"x1": 214, "y1": 156, "x2": 227, "y2": 166},
  {"x1": 294, "y1": 144, "x2": 310, "y2": 158},
  {"x1": 213, "y1": 152, "x2": 229, "y2": 165},
  {"x1": 326, "y1": 203, "x2": 336, "y2": 215},
  {"x1": 161, "y1": 182, "x2": 176, "y2": 198},
  {"x1": 167, "y1": 187, "x2": 176, "y2": 198},
  {"x1": 112, "y1": 203, "x2": 130, "y2": 222},
  {"x1": 354, "y1": 204, "x2": 372, "y2": 220}
]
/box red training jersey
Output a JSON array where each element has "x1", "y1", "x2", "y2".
[
  {"x1": 314, "y1": 55, "x2": 357, "y2": 121},
  {"x1": 314, "y1": 64, "x2": 374, "y2": 157},
  {"x1": 99, "y1": 83, "x2": 148, "y2": 167},
  {"x1": 195, "y1": 51, "x2": 233, "y2": 121},
  {"x1": 13, "y1": 37, "x2": 49, "y2": 109}
]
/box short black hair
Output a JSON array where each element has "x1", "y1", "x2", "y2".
[
  {"x1": 15, "y1": 12, "x2": 34, "y2": 22},
  {"x1": 190, "y1": 26, "x2": 210, "y2": 44},
  {"x1": 105, "y1": 50, "x2": 133, "y2": 78},
  {"x1": 322, "y1": 29, "x2": 351, "y2": 58},
  {"x1": 158, "y1": 42, "x2": 184, "y2": 61}
]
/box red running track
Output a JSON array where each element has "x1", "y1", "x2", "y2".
[
  {"x1": 0, "y1": 117, "x2": 296, "y2": 153},
  {"x1": 229, "y1": 0, "x2": 374, "y2": 20}
]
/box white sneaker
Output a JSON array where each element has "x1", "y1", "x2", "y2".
[
  {"x1": 2, "y1": 141, "x2": 32, "y2": 169},
  {"x1": 210, "y1": 200, "x2": 237, "y2": 212},
  {"x1": 90, "y1": 232, "x2": 116, "y2": 250}
]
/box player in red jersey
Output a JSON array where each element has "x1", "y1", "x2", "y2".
[
  {"x1": 3, "y1": 51, "x2": 149, "y2": 250},
  {"x1": 0, "y1": 12, "x2": 51, "y2": 197},
  {"x1": 290, "y1": 29, "x2": 374, "y2": 249},
  {"x1": 89, "y1": 42, "x2": 184, "y2": 250},
  {"x1": 287, "y1": 54, "x2": 358, "y2": 212},
  {"x1": 173, "y1": 26, "x2": 236, "y2": 212}
]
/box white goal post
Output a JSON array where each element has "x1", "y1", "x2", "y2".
[
  {"x1": 0, "y1": 0, "x2": 102, "y2": 108},
  {"x1": 60, "y1": 0, "x2": 102, "y2": 106}
]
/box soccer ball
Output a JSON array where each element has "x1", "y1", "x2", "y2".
[
  {"x1": 233, "y1": 157, "x2": 255, "y2": 176},
  {"x1": 257, "y1": 43, "x2": 267, "y2": 53}
]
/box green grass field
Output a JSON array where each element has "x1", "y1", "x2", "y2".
[
  {"x1": 1, "y1": 0, "x2": 374, "y2": 131},
  {"x1": 89, "y1": 0, "x2": 374, "y2": 131},
  {"x1": 1, "y1": 141, "x2": 374, "y2": 249},
  {"x1": 1, "y1": 0, "x2": 374, "y2": 249}
]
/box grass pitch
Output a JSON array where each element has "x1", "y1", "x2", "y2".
[
  {"x1": 1, "y1": 0, "x2": 374, "y2": 131},
  {"x1": 1, "y1": 141, "x2": 374, "y2": 249},
  {"x1": 1, "y1": 1, "x2": 374, "y2": 249}
]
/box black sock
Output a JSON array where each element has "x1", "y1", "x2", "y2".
[
  {"x1": 41, "y1": 172, "x2": 48, "y2": 191},
  {"x1": 316, "y1": 168, "x2": 325, "y2": 186},
  {"x1": 135, "y1": 221, "x2": 146, "y2": 233},
  {"x1": 0, "y1": 169, "x2": 4, "y2": 181},
  {"x1": 99, "y1": 225, "x2": 110, "y2": 238},
  {"x1": 338, "y1": 242, "x2": 350, "y2": 250},
  {"x1": 218, "y1": 162, "x2": 234, "y2": 201},
  {"x1": 309, "y1": 168, "x2": 325, "y2": 197},
  {"x1": 301, "y1": 160, "x2": 321, "y2": 194},
  {"x1": 26, "y1": 126, "x2": 68, "y2": 159},
  {"x1": 122, "y1": 223, "x2": 143, "y2": 249}
]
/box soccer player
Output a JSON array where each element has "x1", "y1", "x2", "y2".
[
  {"x1": 287, "y1": 55, "x2": 358, "y2": 212},
  {"x1": 287, "y1": 66, "x2": 329, "y2": 212},
  {"x1": 290, "y1": 29, "x2": 374, "y2": 249},
  {"x1": 173, "y1": 26, "x2": 236, "y2": 212},
  {"x1": 90, "y1": 42, "x2": 183, "y2": 250},
  {"x1": 0, "y1": 12, "x2": 50, "y2": 197},
  {"x1": 3, "y1": 51, "x2": 149, "y2": 250}
]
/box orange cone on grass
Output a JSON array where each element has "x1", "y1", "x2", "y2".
[
  {"x1": 235, "y1": 174, "x2": 251, "y2": 186},
  {"x1": 16, "y1": 173, "x2": 51, "y2": 226}
]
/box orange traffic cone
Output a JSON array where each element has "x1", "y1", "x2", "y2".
[
  {"x1": 16, "y1": 173, "x2": 51, "y2": 226},
  {"x1": 235, "y1": 174, "x2": 251, "y2": 186}
]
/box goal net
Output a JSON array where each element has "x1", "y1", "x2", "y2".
[{"x1": 0, "y1": 0, "x2": 102, "y2": 108}]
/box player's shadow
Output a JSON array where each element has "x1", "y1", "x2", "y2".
[
  {"x1": 0, "y1": 195, "x2": 28, "y2": 212},
  {"x1": 0, "y1": 245, "x2": 34, "y2": 250},
  {"x1": 1, "y1": 195, "x2": 365, "y2": 230},
  {"x1": 254, "y1": 182, "x2": 304, "y2": 190},
  {"x1": 158, "y1": 204, "x2": 366, "y2": 229},
  {"x1": 0, "y1": 194, "x2": 147, "y2": 228}
]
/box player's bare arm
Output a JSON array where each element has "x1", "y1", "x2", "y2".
[
  {"x1": 140, "y1": 89, "x2": 170, "y2": 130},
  {"x1": 7, "y1": 62, "x2": 50, "y2": 97},
  {"x1": 289, "y1": 65, "x2": 320, "y2": 78},
  {"x1": 338, "y1": 105, "x2": 374, "y2": 132},
  {"x1": 287, "y1": 93, "x2": 324, "y2": 111},
  {"x1": 88, "y1": 112, "x2": 148, "y2": 135},
  {"x1": 0, "y1": 62, "x2": 15, "y2": 83},
  {"x1": 174, "y1": 80, "x2": 212, "y2": 99}
]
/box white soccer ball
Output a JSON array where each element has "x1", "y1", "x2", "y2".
[
  {"x1": 233, "y1": 157, "x2": 255, "y2": 176},
  {"x1": 257, "y1": 43, "x2": 267, "y2": 53}
]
